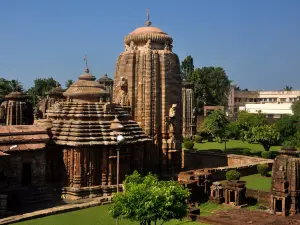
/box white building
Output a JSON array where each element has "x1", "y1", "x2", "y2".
[{"x1": 228, "y1": 87, "x2": 300, "y2": 118}]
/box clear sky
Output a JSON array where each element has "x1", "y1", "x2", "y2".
[{"x1": 0, "y1": 0, "x2": 299, "y2": 90}]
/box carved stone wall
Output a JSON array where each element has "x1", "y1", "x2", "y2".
[{"x1": 182, "y1": 82, "x2": 195, "y2": 137}]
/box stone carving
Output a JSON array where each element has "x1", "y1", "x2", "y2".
[
  {"x1": 192, "y1": 107, "x2": 197, "y2": 124},
  {"x1": 129, "y1": 41, "x2": 136, "y2": 51},
  {"x1": 117, "y1": 77, "x2": 129, "y2": 106},
  {"x1": 0, "y1": 103, "x2": 6, "y2": 121},
  {"x1": 164, "y1": 42, "x2": 172, "y2": 52},
  {"x1": 167, "y1": 104, "x2": 177, "y2": 132},
  {"x1": 125, "y1": 43, "x2": 130, "y2": 51},
  {"x1": 53, "y1": 102, "x2": 62, "y2": 110},
  {"x1": 145, "y1": 39, "x2": 152, "y2": 50},
  {"x1": 34, "y1": 105, "x2": 40, "y2": 119}
]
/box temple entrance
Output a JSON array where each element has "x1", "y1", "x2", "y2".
[
  {"x1": 275, "y1": 199, "x2": 283, "y2": 213},
  {"x1": 22, "y1": 163, "x2": 32, "y2": 186},
  {"x1": 230, "y1": 191, "x2": 235, "y2": 203}
]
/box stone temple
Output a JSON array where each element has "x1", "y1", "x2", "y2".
[{"x1": 113, "y1": 17, "x2": 182, "y2": 177}]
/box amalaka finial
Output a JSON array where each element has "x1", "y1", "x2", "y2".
[
  {"x1": 84, "y1": 54, "x2": 89, "y2": 73},
  {"x1": 146, "y1": 8, "x2": 152, "y2": 27},
  {"x1": 56, "y1": 82, "x2": 60, "y2": 88}
]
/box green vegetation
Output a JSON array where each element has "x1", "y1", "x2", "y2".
[
  {"x1": 257, "y1": 164, "x2": 269, "y2": 176},
  {"x1": 225, "y1": 170, "x2": 240, "y2": 181},
  {"x1": 197, "y1": 202, "x2": 229, "y2": 216},
  {"x1": 240, "y1": 174, "x2": 271, "y2": 192},
  {"x1": 192, "y1": 139, "x2": 281, "y2": 153},
  {"x1": 184, "y1": 141, "x2": 194, "y2": 150},
  {"x1": 194, "y1": 135, "x2": 203, "y2": 143},
  {"x1": 109, "y1": 171, "x2": 190, "y2": 225},
  {"x1": 14, "y1": 204, "x2": 203, "y2": 225}
]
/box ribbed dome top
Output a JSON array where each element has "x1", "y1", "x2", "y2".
[
  {"x1": 46, "y1": 84, "x2": 65, "y2": 96},
  {"x1": 5, "y1": 91, "x2": 28, "y2": 100},
  {"x1": 63, "y1": 68, "x2": 109, "y2": 100},
  {"x1": 130, "y1": 26, "x2": 167, "y2": 35}
]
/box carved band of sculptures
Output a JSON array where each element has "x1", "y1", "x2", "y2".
[
  {"x1": 125, "y1": 41, "x2": 137, "y2": 51},
  {"x1": 117, "y1": 77, "x2": 129, "y2": 106},
  {"x1": 166, "y1": 104, "x2": 177, "y2": 138}
]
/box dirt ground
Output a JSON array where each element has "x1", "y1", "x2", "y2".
[{"x1": 200, "y1": 209, "x2": 300, "y2": 225}]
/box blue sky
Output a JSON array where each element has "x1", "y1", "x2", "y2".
[{"x1": 0, "y1": 0, "x2": 299, "y2": 90}]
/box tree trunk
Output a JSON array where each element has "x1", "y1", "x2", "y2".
[{"x1": 261, "y1": 142, "x2": 270, "y2": 151}]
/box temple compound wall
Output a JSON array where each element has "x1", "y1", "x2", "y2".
[{"x1": 113, "y1": 20, "x2": 182, "y2": 177}]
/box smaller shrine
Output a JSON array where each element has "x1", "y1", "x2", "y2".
[
  {"x1": 209, "y1": 182, "x2": 224, "y2": 204},
  {"x1": 270, "y1": 147, "x2": 300, "y2": 216},
  {"x1": 0, "y1": 92, "x2": 33, "y2": 126},
  {"x1": 223, "y1": 180, "x2": 247, "y2": 208},
  {"x1": 98, "y1": 74, "x2": 114, "y2": 102}
]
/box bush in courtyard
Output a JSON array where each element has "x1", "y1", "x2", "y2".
[
  {"x1": 195, "y1": 135, "x2": 203, "y2": 143},
  {"x1": 182, "y1": 136, "x2": 190, "y2": 142},
  {"x1": 261, "y1": 151, "x2": 272, "y2": 159},
  {"x1": 184, "y1": 141, "x2": 194, "y2": 150},
  {"x1": 226, "y1": 170, "x2": 241, "y2": 181},
  {"x1": 226, "y1": 121, "x2": 240, "y2": 140},
  {"x1": 257, "y1": 164, "x2": 269, "y2": 176},
  {"x1": 242, "y1": 149, "x2": 251, "y2": 156}
]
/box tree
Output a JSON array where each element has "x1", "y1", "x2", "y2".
[
  {"x1": 65, "y1": 79, "x2": 74, "y2": 89},
  {"x1": 283, "y1": 85, "x2": 293, "y2": 91},
  {"x1": 191, "y1": 67, "x2": 231, "y2": 110},
  {"x1": 275, "y1": 115, "x2": 298, "y2": 143},
  {"x1": 180, "y1": 55, "x2": 194, "y2": 81},
  {"x1": 203, "y1": 110, "x2": 229, "y2": 142},
  {"x1": 27, "y1": 77, "x2": 59, "y2": 107},
  {"x1": 0, "y1": 78, "x2": 24, "y2": 103},
  {"x1": 292, "y1": 99, "x2": 300, "y2": 119},
  {"x1": 242, "y1": 124, "x2": 280, "y2": 151},
  {"x1": 109, "y1": 171, "x2": 190, "y2": 225},
  {"x1": 236, "y1": 111, "x2": 266, "y2": 132}
]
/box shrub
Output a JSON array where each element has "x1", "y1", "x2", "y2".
[
  {"x1": 261, "y1": 151, "x2": 272, "y2": 159},
  {"x1": 226, "y1": 122, "x2": 240, "y2": 140},
  {"x1": 195, "y1": 135, "x2": 203, "y2": 143},
  {"x1": 242, "y1": 149, "x2": 251, "y2": 156},
  {"x1": 184, "y1": 141, "x2": 194, "y2": 150},
  {"x1": 182, "y1": 136, "x2": 190, "y2": 142},
  {"x1": 257, "y1": 164, "x2": 269, "y2": 176},
  {"x1": 226, "y1": 170, "x2": 241, "y2": 181}
]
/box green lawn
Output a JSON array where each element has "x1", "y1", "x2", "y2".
[
  {"x1": 13, "y1": 204, "x2": 207, "y2": 225},
  {"x1": 192, "y1": 139, "x2": 281, "y2": 154},
  {"x1": 240, "y1": 173, "x2": 271, "y2": 192},
  {"x1": 197, "y1": 202, "x2": 229, "y2": 216}
]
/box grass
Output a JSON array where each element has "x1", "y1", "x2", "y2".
[
  {"x1": 197, "y1": 202, "x2": 229, "y2": 216},
  {"x1": 192, "y1": 139, "x2": 281, "y2": 154},
  {"x1": 13, "y1": 204, "x2": 208, "y2": 225},
  {"x1": 240, "y1": 173, "x2": 271, "y2": 192}
]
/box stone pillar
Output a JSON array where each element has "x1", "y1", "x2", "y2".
[
  {"x1": 0, "y1": 194, "x2": 7, "y2": 216},
  {"x1": 73, "y1": 149, "x2": 81, "y2": 188}
]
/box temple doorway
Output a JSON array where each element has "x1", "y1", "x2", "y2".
[
  {"x1": 22, "y1": 163, "x2": 32, "y2": 186},
  {"x1": 275, "y1": 199, "x2": 283, "y2": 213},
  {"x1": 229, "y1": 191, "x2": 235, "y2": 204}
]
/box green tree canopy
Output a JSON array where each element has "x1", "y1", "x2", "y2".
[
  {"x1": 236, "y1": 111, "x2": 266, "y2": 132},
  {"x1": 242, "y1": 124, "x2": 280, "y2": 151},
  {"x1": 283, "y1": 85, "x2": 293, "y2": 91},
  {"x1": 203, "y1": 110, "x2": 229, "y2": 142},
  {"x1": 275, "y1": 115, "x2": 298, "y2": 143},
  {"x1": 180, "y1": 55, "x2": 194, "y2": 81},
  {"x1": 27, "y1": 77, "x2": 59, "y2": 107},
  {"x1": 190, "y1": 67, "x2": 231, "y2": 110},
  {"x1": 109, "y1": 171, "x2": 190, "y2": 225},
  {"x1": 292, "y1": 99, "x2": 300, "y2": 119},
  {"x1": 0, "y1": 78, "x2": 24, "y2": 102},
  {"x1": 65, "y1": 79, "x2": 74, "y2": 89}
]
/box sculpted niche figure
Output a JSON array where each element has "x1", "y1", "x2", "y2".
[
  {"x1": 145, "y1": 39, "x2": 152, "y2": 50},
  {"x1": 117, "y1": 77, "x2": 129, "y2": 106},
  {"x1": 167, "y1": 104, "x2": 177, "y2": 133}
]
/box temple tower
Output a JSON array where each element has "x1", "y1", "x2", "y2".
[
  {"x1": 98, "y1": 74, "x2": 114, "y2": 102},
  {"x1": 2, "y1": 91, "x2": 33, "y2": 125},
  {"x1": 113, "y1": 16, "x2": 182, "y2": 177}
]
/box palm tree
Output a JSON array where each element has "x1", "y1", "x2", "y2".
[
  {"x1": 65, "y1": 80, "x2": 74, "y2": 88},
  {"x1": 10, "y1": 80, "x2": 23, "y2": 92},
  {"x1": 283, "y1": 85, "x2": 293, "y2": 91}
]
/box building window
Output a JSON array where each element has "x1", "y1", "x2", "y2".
[
  {"x1": 280, "y1": 98, "x2": 286, "y2": 102},
  {"x1": 22, "y1": 163, "x2": 32, "y2": 186}
]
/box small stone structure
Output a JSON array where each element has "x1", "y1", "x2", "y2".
[
  {"x1": 38, "y1": 84, "x2": 65, "y2": 119},
  {"x1": 98, "y1": 74, "x2": 114, "y2": 102},
  {"x1": 209, "y1": 182, "x2": 224, "y2": 203},
  {"x1": 0, "y1": 92, "x2": 33, "y2": 125},
  {"x1": 223, "y1": 180, "x2": 247, "y2": 208},
  {"x1": 270, "y1": 148, "x2": 300, "y2": 216}
]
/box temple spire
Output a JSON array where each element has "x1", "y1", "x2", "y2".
[
  {"x1": 145, "y1": 9, "x2": 152, "y2": 27},
  {"x1": 84, "y1": 54, "x2": 89, "y2": 73}
]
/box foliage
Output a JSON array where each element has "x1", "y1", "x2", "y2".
[
  {"x1": 109, "y1": 171, "x2": 190, "y2": 225},
  {"x1": 180, "y1": 55, "x2": 194, "y2": 81},
  {"x1": 182, "y1": 136, "x2": 190, "y2": 142},
  {"x1": 194, "y1": 135, "x2": 203, "y2": 143},
  {"x1": 292, "y1": 99, "x2": 300, "y2": 119},
  {"x1": 189, "y1": 67, "x2": 231, "y2": 110},
  {"x1": 226, "y1": 170, "x2": 240, "y2": 181},
  {"x1": 257, "y1": 164, "x2": 269, "y2": 176},
  {"x1": 226, "y1": 121, "x2": 240, "y2": 140},
  {"x1": 242, "y1": 124, "x2": 280, "y2": 151},
  {"x1": 275, "y1": 115, "x2": 298, "y2": 142},
  {"x1": 0, "y1": 78, "x2": 24, "y2": 101},
  {"x1": 184, "y1": 141, "x2": 194, "y2": 150},
  {"x1": 203, "y1": 110, "x2": 229, "y2": 141},
  {"x1": 283, "y1": 85, "x2": 293, "y2": 91},
  {"x1": 242, "y1": 149, "x2": 251, "y2": 156},
  {"x1": 65, "y1": 79, "x2": 74, "y2": 88},
  {"x1": 27, "y1": 77, "x2": 59, "y2": 107},
  {"x1": 236, "y1": 111, "x2": 266, "y2": 133},
  {"x1": 261, "y1": 151, "x2": 272, "y2": 159},
  {"x1": 282, "y1": 129, "x2": 300, "y2": 149}
]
